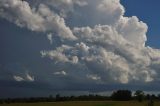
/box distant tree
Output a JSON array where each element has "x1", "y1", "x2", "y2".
[
  {"x1": 134, "y1": 90, "x2": 145, "y2": 102},
  {"x1": 48, "y1": 95, "x2": 53, "y2": 102},
  {"x1": 146, "y1": 94, "x2": 151, "y2": 100},
  {"x1": 158, "y1": 94, "x2": 160, "y2": 100},
  {"x1": 147, "y1": 95, "x2": 155, "y2": 106},
  {"x1": 111, "y1": 90, "x2": 132, "y2": 101},
  {"x1": 70, "y1": 95, "x2": 75, "y2": 101},
  {"x1": 151, "y1": 94, "x2": 156, "y2": 99},
  {"x1": 56, "y1": 94, "x2": 61, "y2": 101}
]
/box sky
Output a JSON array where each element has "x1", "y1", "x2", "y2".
[
  {"x1": 0, "y1": 0, "x2": 160, "y2": 98},
  {"x1": 121, "y1": 0, "x2": 160, "y2": 48}
]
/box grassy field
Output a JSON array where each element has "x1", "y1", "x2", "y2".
[{"x1": 0, "y1": 101, "x2": 160, "y2": 106}]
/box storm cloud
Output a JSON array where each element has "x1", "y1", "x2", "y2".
[{"x1": 0, "y1": 0, "x2": 160, "y2": 95}]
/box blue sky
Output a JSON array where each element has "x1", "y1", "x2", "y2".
[
  {"x1": 0, "y1": 0, "x2": 160, "y2": 98},
  {"x1": 121, "y1": 0, "x2": 160, "y2": 48}
]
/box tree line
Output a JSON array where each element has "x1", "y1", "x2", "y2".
[{"x1": 0, "y1": 90, "x2": 160, "y2": 104}]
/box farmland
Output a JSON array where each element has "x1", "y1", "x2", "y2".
[{"x1": 0, "y1": 101, "x2": 160, "y2": 106}]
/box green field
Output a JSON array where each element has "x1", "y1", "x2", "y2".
[{"x1": 0, "y1": 101, "x2": 160, "y2": 106}]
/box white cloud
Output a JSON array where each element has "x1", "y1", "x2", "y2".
[
  {"x1": 26, "y1": 73, "x2": 34, "y2": 82},
  {"x1": 41, "y1": 24, "x2": 160, "y2": 84},
  {"x1": 1, "y1": 0, "x2": 160, "y2": 86},
  {"x1": 87, "y1": 74, "x2": 101, "y2": 81},
  {"x1": 116, "y1": 16, "x2": 148, "y2": 47},
  {"x1": 53, "y1": 71, "x2": 67, "y2": 76},
  {"x1": 41, "y1": 46, "x2": 70, "y2": 63},
  {"x1": 13, "y1": 75, "x2": 24, "y2": 82},
  {"x1": 0, "y1": 0, "x2": 77, "y2": 40},
  {"x1": 97, "y1": 0, "x2": 124, "y2": 15},
  {"x1": 41, "y1": 0, "x2": 87, "y2": 17},
  {"x1": 13, "y1": 72, "x2": 34, "y2": 82},
  {"x1": 71, "y1": 56, "x2": 79, "y2": 64},
  {"x1": 0, "y1": 0, "x2": 44, "y2": 31},
  {"x1": 63, "y1": 0, "x2": 125, "y2": 27},
  {"x1": 47, "y1": 33, "x2": 53, "y2": 44}
]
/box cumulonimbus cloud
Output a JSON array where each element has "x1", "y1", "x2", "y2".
[{"x1": 1, "y1": 0, "x2": 160, "y2": 86}]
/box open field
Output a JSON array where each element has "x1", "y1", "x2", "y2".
[{"x1": 0, "y1": 101, "x2": 160, "y2": 106}]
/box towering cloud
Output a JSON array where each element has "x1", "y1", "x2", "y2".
[
  {"x1": 1, "y1": 0, "x2": 160, "y2": 89},
  {"x1": 116, "y1": 16, "x2": 148, "y2": 47}
]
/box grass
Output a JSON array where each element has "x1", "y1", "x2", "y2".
[{"x1": 0, "y1": 101, "x2": 160, "y2": 106}]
